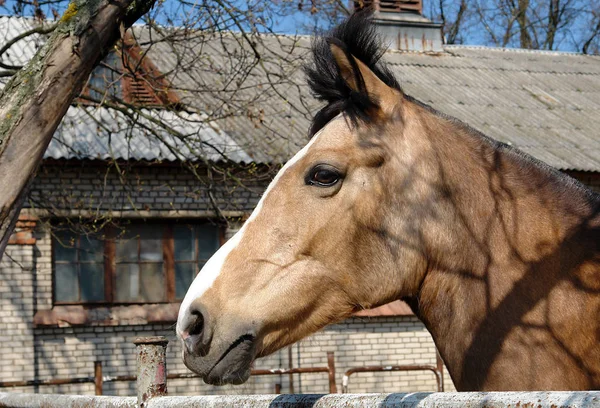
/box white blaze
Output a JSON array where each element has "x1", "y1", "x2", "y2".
[{"x1": 176, "y1": 118, "x2": 337, "y2": 335}]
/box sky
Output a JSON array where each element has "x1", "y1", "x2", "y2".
[{"x1": 1, "y1": 0, "x2": 596, "y2": 53}]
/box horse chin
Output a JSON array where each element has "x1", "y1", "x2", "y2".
[{"x1": 183, "y1": 334, "x2": 256, "y2": 385}]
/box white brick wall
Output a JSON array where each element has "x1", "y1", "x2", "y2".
[
  {"x1": 4, "y1": 163, "x2": 598, "y2": 395},
  {"x1": 17, "y1": 163, "x2": 598, "y2": 396},
  {"x1": 26, "y1": 163, "x2": 264, "y2": 214},
  {"x1": 1, "y1": 231, "x2": 453, "y2": 395}
]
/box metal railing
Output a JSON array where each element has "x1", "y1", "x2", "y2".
[
  {"x1": 0, "y1": 338, "x2": 599, "y2": 407},
  {"x1": 342, "y1": 364, "x2": 442, "y2": 393},
  {"x1": 0, "y1": 337, "x2": 337, "y2": 396},
  {"x1": 341, "y1": 349, "x2": 445, "y2": 393}
]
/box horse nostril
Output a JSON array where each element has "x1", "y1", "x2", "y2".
[
  {"x1": 183, "y1": 308, "x2": 208, "y2": 355},
  {"x1": 188, "y1": 309, "x2": 204, "y2": 337}
]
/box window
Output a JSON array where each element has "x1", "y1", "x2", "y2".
[
  {"x1": 88, "y1": 52, "x2": 123, "y2": 101},
  {"x1": 173, "y1": 224, "x2": 220, "y2": 299},
  {"x1": 52, "y1": 221, "x2": 221, "y2": 304},
  {"x1": 54, "y1": 231, "x2": 105, "y2": 303}
]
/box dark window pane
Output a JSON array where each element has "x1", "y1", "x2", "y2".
[
  {"x1": 175, "y1": 263, "x2": 196, "y2": 299},
  {"x1": 80, "y1": 263, "x2": 104, "y2": 302},
  {"x1": 197, "y1": 225, "x2": 219, "y2": 260},
  {"x1": 55, "y1": 264, "x2": 78, "y2": 302},
  {"x1": 115, "y1": 264, "x2": 139, "y2": 302},
  {"x1": 139, "y1": 263, "x2": 165, "y2": 302},
  {"x1": 174, "y1": 225, "x2": 194, "y2": 261},
  {"x1": 139, "y1": 225, "x2": 163, "y2": 262},
  {"x1": 89, "y1": 53, "x2": 122, "y2": 101},
  {"x1": 54, "y1": 231, "x2": 77, "y2": 262},
  {"x1": 116, "y1": 232, "x2": 138, "y2": 262},
  {"x1": 79, "y1": 236, "x2": 103, "y2": 262}
]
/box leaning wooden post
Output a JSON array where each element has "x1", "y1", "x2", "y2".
[
  {"x1": 134, "y1": 336, "x2": 168, "y2": 407},
  {"x1": 94, "y1": 361, "x2": 103, "y2": 396},
  {"x1": 327, "y1": 351, "x2": 338, "y2": 394}
]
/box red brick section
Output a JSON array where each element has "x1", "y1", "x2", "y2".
[
  {"x1": 354, "y1": 300, "x2": 414, "y2": 317},
  {"x1": 7, "y1": 215, "x2": 38, "y2": 245},
  {"x1": 120, "y1": 32, "x2": 181, "y2": 107},
  {"x1": 33, "y1": 303, "x2": 180, "y2": 327}
]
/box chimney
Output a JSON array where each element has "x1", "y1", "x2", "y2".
[{"x1": 353, "y1": 0, "x2": 444, "y2": 52}]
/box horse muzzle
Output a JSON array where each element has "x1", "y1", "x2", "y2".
[
  {"x1": 178, "y1": 303, "x2": 258, "y2": 385},
  {"x1": 182, "y1": 332, "x2": 256, "y2": 385}
]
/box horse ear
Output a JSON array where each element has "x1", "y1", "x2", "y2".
[{"x1": 329, "y1": 42, "x2": 399, "y2": 115}]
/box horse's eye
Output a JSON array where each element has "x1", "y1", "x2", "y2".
[{"x1": 306, "y1": 165, "x2": 342, "y2": 187}]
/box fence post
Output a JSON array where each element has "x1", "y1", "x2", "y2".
[
  {"x1": 94, "y1": 361, "x2": 103, "y2": 396},
  {"x1": 435, "y1": 348, "x2": 444, "y2": 392},
  {"x1": 327, "y1": 351, "x2": 337, "y2": 394},
  {"x1": 133, "y1": 336, "x2": 169, "y2": 407}
]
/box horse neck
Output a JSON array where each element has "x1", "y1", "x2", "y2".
[{"x1": 399, "y1": 101, "x2": 600, "y2": 390}]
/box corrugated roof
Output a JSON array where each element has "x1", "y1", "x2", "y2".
[
  {"x1": 1, "y1": 16, "x2": 599, "y2": 171},
  {"x1": 0, "y1": 15, "x2": 48, "y2": 69},
  {"x1": 386, "y1": 46, "x2": 600, "y2": 171},
  {"x1": 132, "y1": 27, "x2": 600, "y2": 171},
  {"x1": 46, "y1": 107, "x2": 253, "y2": 163}
]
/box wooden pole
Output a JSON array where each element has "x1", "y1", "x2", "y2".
[
  {"x1": 287, "y1": 346, "x2": 294, "y2": 394},
  {"x1": 94, "y1": 361, "x2": 103, "y2": 396},
  {"x1": 327, "y1": 352, "x2": 337, "y2": 394}
]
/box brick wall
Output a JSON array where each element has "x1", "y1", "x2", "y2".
[
  {"x1": 2, "y1": 163, "x2": 597, "y2": 396},
  {"x1": 26, "y1": 161, "x2": 265, "y2": 214},
  {"x1": 0, "y1": 162, "x2": 452, "y2": 396},
  {"x1": 0, "y1": 236, "x2": 449, "y2": 395},
  {"x1": 0, "y1": 242, "x2": 36, "y2": 388}
]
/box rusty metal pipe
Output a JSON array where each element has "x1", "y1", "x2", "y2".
[
  {"x1": 133, "y1": 336, "x2": 168, "y2": 408},
  {"x1": 342, "y1": 364, "x2": 442, "y2": 393},
  {"x1": 0, "y1": 377, "x2": 95, "y2": 388}
]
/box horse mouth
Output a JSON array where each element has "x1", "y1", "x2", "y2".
[{"x1": 184, "y1": 334, "x2": 256, "y2": 385}]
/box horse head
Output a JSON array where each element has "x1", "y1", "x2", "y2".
[{"x1": 175, "y1": 12, "x2": 423, "y2": 385}]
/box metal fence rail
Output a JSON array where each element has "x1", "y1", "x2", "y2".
[
  {"x1": 342, "y1": 364, "x2": 443, "y2": 393},
  {"x1": 1, "y1": 336, "x2": 599, "y2": 408},
  {"x1": 341, "y1": 349, "x2": 445, "y2": 393},
  {"x1": 1, "y1": 391, "x2": 599, "y2": 408},
  {"x1": 0, "y1": 340, "x2": 337, "y2": 395}
]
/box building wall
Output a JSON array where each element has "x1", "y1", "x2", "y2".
[
  {"x1": 1, "y1": 164, "x2": 598, "y2": 396},
  {"x1": 0, "y1": 236, "x2": 449, "y2": 395},
  {"x1": 0, "y1": 162, "x2": 453, "y2": 396},
  {"x1": 26, "y1": 161, "x2": 265, "y2": 215}
]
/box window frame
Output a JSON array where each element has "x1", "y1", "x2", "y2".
[
  {"x1": 52, "y1": 232, "x2": 109, "y2": 305},
  {"x1": 51, "y1": 220, "x2": 225, "y2": 306}
]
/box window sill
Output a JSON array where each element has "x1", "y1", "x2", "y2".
[
  {"x1": 33, "y1": 300, "x2": 413, "y2": 328},
  {"x1": 353, "y1": 300, "x2": 414, "y2": 317},
  {"x1": 33, "y1": 303, "x2": 180, "y2": 327}
]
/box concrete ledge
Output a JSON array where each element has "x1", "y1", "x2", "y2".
[
  {"x1": 145, "y1": 392, "x2": 600, "y2": 408},
  {"x1": 2, "y1": 392, "x2": 599, "y2": 408},
  {"x1": 0, "y1": 393, "x2": 136, "y2": 408}
]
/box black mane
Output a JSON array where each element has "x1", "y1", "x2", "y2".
[{"x1": 304, "y1": 11, "x2": 402, "y2": 136}]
